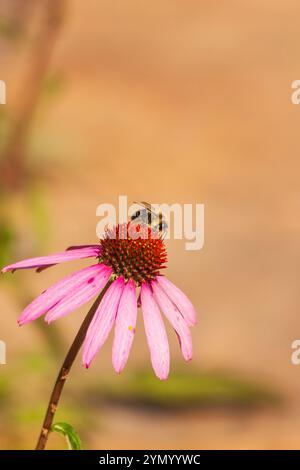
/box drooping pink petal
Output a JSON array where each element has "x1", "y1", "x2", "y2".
[
  {"x1": 156, "y1": 276, "x2": 197, "y2": 327},
  {"x1": 1, "y1": 245, "x2": 101, "y2": 273},
  {"x1": 66, "y1": 244, "x2": 101, "y2": 251},
  {"x1": 83, "y1": 277, "x2": 125, "y2": 368},
  {"x1": 112, "y1": 279, "x2": 137, "y2": 374},
  {"x1": 17, "y1": 264, "x2": 109, "y2": 325},
  {"x1": 44, "y1": 265, "x2": 112, "y2": 323},
  {"x1": 151, "y1": 280, "x2": 192, "y2": 361},
  {"x1": 36, "y1": 245, "x2": 102, "y2": 273},
  {"x1": 141, "y1": 282, "x2": 170, "y2": 380}
]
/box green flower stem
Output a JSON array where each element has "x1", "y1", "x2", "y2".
[{"x1": 35, "y1": 279, "x2": 113, "y2": 450}]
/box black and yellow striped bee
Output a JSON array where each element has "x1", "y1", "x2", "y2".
[{"x1": 130, "y1": 201, "x2": 168, "y2": 238}]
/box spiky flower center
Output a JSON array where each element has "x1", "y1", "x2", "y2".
[{"x1": 99, "y1": 223, "x2": 167, "y2": 285}]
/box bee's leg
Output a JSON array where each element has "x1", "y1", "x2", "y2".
[
  {"x1": 131, "y1": 210, "x2": 140, "y2": 221},
  {"x1": 159, "y1": 212, "x2": 163, "y2": 231}
]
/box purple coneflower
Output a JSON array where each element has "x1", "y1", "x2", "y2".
[{"x1": 2, "y1": 223, "x2": 197, "y2": 380}]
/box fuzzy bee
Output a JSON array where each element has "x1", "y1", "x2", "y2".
[{"x1": 130, "y1": 201, "x2": 168, "y2": 238}]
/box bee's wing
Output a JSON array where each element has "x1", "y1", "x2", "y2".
[{"x1": 134, "y1": 201, "x2": 157, "y2": 216}]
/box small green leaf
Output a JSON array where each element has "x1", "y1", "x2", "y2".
[{"x1": 51, "y1": 422, "x2": 82, "y2": 450}]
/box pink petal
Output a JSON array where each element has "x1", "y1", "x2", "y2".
[
  {"x1": 66, "y1": 244, "x2": 101, "y2": 251},
  {"x1": 141, "y1": 283, "x2": 170, "y2": 380},
  {"x1": 151, "y1": 280, "x2": 192, "y2": 361},
  {"x1": 44, "y1": 265, "x2": 112, "y2": 323},
  {"x1": 83, "y1": 277, "x2": 125, "y2": 368},
  {"x1": 36, "y1": 245, "x2": 102, "y2": 273},
  {"x1": 1, "y1": 245, "x2": 101, "y2": 273},
  {"x1": 112, "y1": 279, "x2": 137, "y2": 374},
  {"x1": 18, "y1": 264, "x2": 108, "y2": 325},
  {"x1": 156, "y1": 276, "x2": 197, "y2": 327}
]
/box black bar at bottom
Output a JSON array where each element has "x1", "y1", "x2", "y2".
[{"x1": 0, "y1": 450, "x2": 299, "y2": 466}]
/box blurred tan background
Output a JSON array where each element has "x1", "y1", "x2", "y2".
[{"x1": 0, "y1": 0, "x2": 300, "y2": 449}]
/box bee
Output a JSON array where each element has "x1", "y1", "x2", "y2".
[{"x1": 130, "y1": 201, "x2": 168, "y2": 237}]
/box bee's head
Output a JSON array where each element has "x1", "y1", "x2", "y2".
[{"x1": 131, "y1": 208, "x2": 152, "y2": 223}]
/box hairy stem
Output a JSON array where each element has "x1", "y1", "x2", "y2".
[{"x1": 35, "y1": 279, "x2": 113, "y2": 450}]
